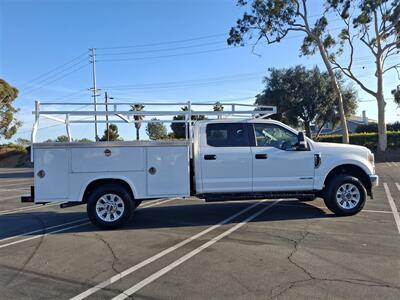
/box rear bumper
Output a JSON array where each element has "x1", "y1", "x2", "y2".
[
  {"x1": 21, "y1": 186, "x2": 35, "y2": 203},
  {"x1": 369, "y1": 175, "x2": 379, "y2": 187}
]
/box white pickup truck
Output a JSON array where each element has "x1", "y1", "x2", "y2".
[{"x1": 23, "y1": 102, "x2": 378, "y2": 229}]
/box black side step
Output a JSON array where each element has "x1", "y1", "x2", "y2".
[
  {"x1": 202, "y1": 192, "x2": 316, "y2": 202},
  {"x1": 60, "y1": 202, "x2": 84, "y2": 209}
]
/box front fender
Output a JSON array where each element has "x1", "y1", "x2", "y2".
[{"x1": 314, "y1": 156, "x2": 373, "y2": 191}]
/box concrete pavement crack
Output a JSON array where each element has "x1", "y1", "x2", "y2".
[
  {"x1": 94, "y1": 233, "x2": 120, "y2": 274},
  {"x1": 4, "y1": 212, "x2": 47, "y2": 286},
  {"x1": 267, "y1": 220, "x2": 400, "y2": 299}
]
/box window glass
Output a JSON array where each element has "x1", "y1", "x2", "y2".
[
  {"x1": 206, "y1": 123, "x2": 249, "y2": 147},
  {"x1": 254, "y1": 123, "x2": 298, "y2": 150}
]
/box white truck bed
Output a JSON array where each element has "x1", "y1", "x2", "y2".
[{"x1": 33, "y1": 141, "x2": 190, "y2": 203}]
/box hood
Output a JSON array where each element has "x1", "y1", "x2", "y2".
[{"x1": 312, "y1": 142, "x2": 371, "y2": 156}]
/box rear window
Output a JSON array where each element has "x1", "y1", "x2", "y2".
[{"x1": 206, "y1": 123, "x2": 249, "y2": 147}]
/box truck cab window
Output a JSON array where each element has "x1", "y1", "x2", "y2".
[
  {"x1": 206, "y1": 123, "x2": 249, "y2": 147},
  {"x1": 254, "y1": 123, "x2": 298, "y2": 150}
]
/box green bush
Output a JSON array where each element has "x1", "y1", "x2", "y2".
[
  {"x1": 355, "y1": 122, "x2": 400, "y2": 133},
  {"x1": 0, "y1": 143, "x2": 27, "y2": 153},
  {"x1": 317, "y1": 131, "x2": 400, "y2": 150}
]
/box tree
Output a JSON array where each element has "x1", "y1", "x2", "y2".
[
  {"x1": 325, "y1": 0, "x2": 400, "y2": 151},
  {"x1": 0, "y1": 79, "x2": 21, "y2": 140},
  {"x1": 16, "y1": 138, "x2": 30, "y2": 146},
  {"x1": 171, "y1": 106, "x2": 206, "y2": 139},
  {"x1": 76, "y1": 138, "x2": 93, "y2": 142},
  {"x1": 255, "y1": 66, "x2": 357, "y2": 138},
  {"x1": 228, "y1": 0, "x2": 350, "y2": 143},
  {"x1": 55, "y1": 135, "x2": 69, "y2": 143},
  {"x1": 393, "y1": 87, "x2": 400, "y2": 106},
  {"x1": 146, "y1": 118, "x2": 168, "y2": 140},
  {"x1": 100, "y1": 124, "x2": 121, "y2": 141},
  {"x1": 213, "y1": 101, "x2": 224, "y2": 118},
  {"x1": 130, "y1": 104, "x2": 145, "y2": 141}
]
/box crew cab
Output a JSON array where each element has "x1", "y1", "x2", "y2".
[{"x1": 22, "y1": 102, "x2": 378, "y2": 229}]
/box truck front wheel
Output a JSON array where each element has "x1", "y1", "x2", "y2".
[
  {"x1": 324, "y1": 174, "x2": 366, "y2": 216},
  {"x1": 87, "y1": 184, "x2": 134, "y2": 229}
]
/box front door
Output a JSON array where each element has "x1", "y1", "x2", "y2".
[
  {"x1": 250, "y1": 123, "x2": 315, "y2": 192},
  {"x1": 201, "y1": 123, "x2": 252, "y2": 193}
]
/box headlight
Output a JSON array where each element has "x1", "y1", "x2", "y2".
[{"x1": 368, "y1": 152, "x2": 375, "y2": 165}]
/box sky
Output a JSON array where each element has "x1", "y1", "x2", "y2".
[{"x1": 1, "y1": 0, "x2": 399, "y2": 142}]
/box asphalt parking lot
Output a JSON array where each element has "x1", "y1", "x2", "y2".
[{"x1": 0, "y1": 163, "x2": 399, "y2": 299}]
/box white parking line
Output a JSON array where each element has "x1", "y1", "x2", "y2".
[
  {"x1": 0, "y1": 221, "x2": 91, "y2": 249},
  {"x1": 71, "y1": 199, "x2": 277, "y2": 300},
  {"x1": 0, "y1": 182, "x2": 32, "y2": 188},
  {"x1": 393, "y1": 162, "x2": 400, "y2": 167},
  {"x1": 383, "y1": 183, "x2": 400, "y2": 234},
  {"x1": 0, "y1": 169, "x2": 32, "y2": 174},
  {"x1": 112, "y1": 200, "x2": 280, "y2": 300},
  {"x1": 0, "y1": 198, "x2": 177, "y2": 249},
  {"x1": 396, "y1": 183, "x2": 400, "y2": 192},
  {"x1": 0, "y1": 202, "x2": 60, "y2": 216},
  {"x1": 141, "y1": 198, "x2": 177, "y2": 208},
  {"x1": 275, "y1": 202, "x2": 393, "y2": 214},
  {"x1": 386, "y1": 162, "x2": 392, "y2": 167},
  {"x1": 0, "y1": 178, "x2": 32, "y2": 184},
  {"x1": 0, "y1": 187, "x2": 30, "y2": 192},
  {"x1": 0, "y1": 194, "x2": 26, "y2": 201}
]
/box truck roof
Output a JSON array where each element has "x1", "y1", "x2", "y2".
[{"x1": 195, "y1": 118, "x2": 285, "y2": 125}]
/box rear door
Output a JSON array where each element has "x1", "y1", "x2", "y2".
[
  {"x1": 250, "y1": 123, "x2": 315, "y2": 192},
  {"x1": 200, "y1": 123, "x2": 252, "y2": 193}
]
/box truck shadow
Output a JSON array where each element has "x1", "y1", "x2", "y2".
[{"x1": 0, "y1": 200, "x2": 336, "y2": 238}]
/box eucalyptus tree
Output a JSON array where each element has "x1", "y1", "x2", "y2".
[
  {"x1": 228, "y1": 0, "x2": 350, "y2": 143},
  {"x1": 0, "y1": 79, "x2": 21, "y2": 140},
  {"x1": 325, "y1": 0, "x2": 400, "y2": 151}
]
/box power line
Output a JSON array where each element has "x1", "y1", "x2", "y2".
[
  {"x1": 96, "y1": 40, "x2": 227, "y2": 56},
  {"x1": 96, "y1": 33, "x2": 228, "y2": 50},
  {"x1": 101, "y1": 72, "x2": 264, "y2": 89},
  {"x1": 96, "y1": 47, "x2": 243, "y2": 62},
  {"x1": 21, "y1": 58, "x2": 89, "y2": 95},
  {"x1": 20, "y1": 63, "x2": 90, "y2": 97},
  {"x1": 19, "y1": 52, "x2": 88, "y2": 89}
]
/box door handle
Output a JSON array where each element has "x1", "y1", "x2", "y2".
[
  {"x1": 255, "y1": 154, "x2": 268, "y2": 159},
  {"x1": 204, "y1": 154, "x2": 217, "y2": 160}
]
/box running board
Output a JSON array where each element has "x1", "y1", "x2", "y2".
[
  {"x1": 202, "y1": 192, "x2": 316, "y2": 202},
  {"x1": 60, "y1": 202, "x2": 84, "y2": 209}
]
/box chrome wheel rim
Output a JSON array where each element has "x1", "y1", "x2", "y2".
[
  {"x1": 336, "y1": 183, "x2": 360, "y2": 210},
  {"x1": 95, "y1": 194, "x2": 125, "y2": 222}
]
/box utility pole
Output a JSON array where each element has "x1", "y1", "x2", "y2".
[
  {"x1": 89, "y1": 48, "x2": 100, "y2": 141},
  {"x1": 104, "y1": 92, "x2": 114, "y2": 141}
]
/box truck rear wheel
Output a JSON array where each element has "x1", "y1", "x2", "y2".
[
  {"x1": 323, "y1": 174, "x2": 366, "y2": 216},
  {"x1": 87, "y1": 184, "x2": 134, "y2": 229}
]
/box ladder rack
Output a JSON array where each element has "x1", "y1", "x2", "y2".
[{"x1": 31, "y1": 100, "x2": 276, "y2": 143}]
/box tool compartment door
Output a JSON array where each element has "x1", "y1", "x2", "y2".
[
  {"x1": 34, "y1": 148, "x2": 69, "y2": 201},
  {"x1": 146, "y1": 146, "x2": 190, "y2": 197}
]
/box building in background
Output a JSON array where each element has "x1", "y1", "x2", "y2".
[{"x1": 312, "y1": 110, "x2": 377, "y2": 136}]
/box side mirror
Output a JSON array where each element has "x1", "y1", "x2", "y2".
[{"x1": 297, "y1": 131, "x2": 308, "y2": 150}]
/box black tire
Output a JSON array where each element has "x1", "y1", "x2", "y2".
[
  {"x1": 297, "y1": 196, "x2": 316, "y2": 202},
  {"x1": 323, "y1": 174, "x2": 366, "y2": 216},
  {"x1": 87, "y1": 184, "x2": 135, "y2": 230}
]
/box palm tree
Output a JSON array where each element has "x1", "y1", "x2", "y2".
[
  {"x1": 213, "y1": 101, "x2": 224, "y2": 119},
  {"x1": 130, "y1": 104, "x2": 145, "y2": 141}
]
